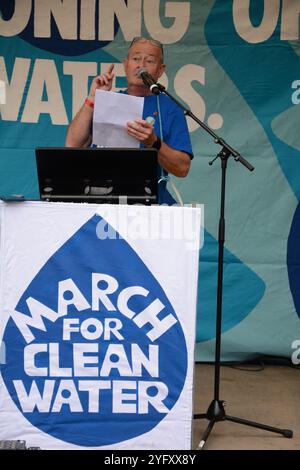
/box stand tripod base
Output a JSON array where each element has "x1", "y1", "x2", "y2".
[{"x1": 194, "y1": 400, "x2": 293, "y2": 450}]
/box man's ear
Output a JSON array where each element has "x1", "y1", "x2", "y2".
[
  {"x1": 123, "y1": 58, "x2": 128, "y2": 74},
  {"x1": 158, "y1": 63, "x2": 166, "y2": 78}
]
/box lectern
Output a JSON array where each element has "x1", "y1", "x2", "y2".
[{"x1": 35, "y1": 147, "x2": 158, "y2": 205}]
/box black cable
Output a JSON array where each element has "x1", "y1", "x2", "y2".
[{"x1": 196, "y1": 355, "x2": 300, "y2": 372}]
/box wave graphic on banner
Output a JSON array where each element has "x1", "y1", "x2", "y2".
[
  {"x1": 197, "y1": 231, "x2": 265, "y2": 342},
  {"x1": 1, "y1": 214, "x2": 187, "y2": 447},
  {"x1": 205, "y1": 0, "x2": 300, "y2": 322}
]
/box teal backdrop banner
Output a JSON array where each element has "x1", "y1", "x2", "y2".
[{"x1": 1, "y1": 0, "x2": 300, "y2": 361}]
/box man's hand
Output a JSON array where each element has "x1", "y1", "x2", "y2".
[
  {"x1": 89, "y1": 64, "x2": 115, "y2": 99},
  {"x1": 126, "y1": 118, "x2": 157, "y2": 148}
]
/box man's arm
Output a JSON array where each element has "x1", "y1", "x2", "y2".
[
  {"x1": 65, "y1": 102, "x2": 93, "y2": 147},
  {"x1": 126, "y1": 118, "x2": 191, "y2": 177},
  {"x1": 156, "y1": 142, "x2": 191, "y2": 177},
  {"x1": 65, "y1": 64, "x2": 115, "y2": 148}
]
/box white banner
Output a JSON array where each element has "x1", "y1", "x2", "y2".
[{"x1": 0, "y1": 201, "x2": 200, "y2": 450}]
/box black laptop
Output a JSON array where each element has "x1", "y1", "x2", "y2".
[{"x1": 35, "y1": 147, "x2": 158, "y2": 205}]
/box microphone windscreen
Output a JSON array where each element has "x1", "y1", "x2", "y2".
[{"x1": 138, "y1": 68, "x2": 146, "y2": 77}]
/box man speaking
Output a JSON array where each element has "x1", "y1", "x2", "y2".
[{"x1": 65, "y1": 37, "x2": 193, "y2": 204}]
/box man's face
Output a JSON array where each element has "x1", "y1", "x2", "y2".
[{"x1": 123, "y1": 40, "x2": 165, "y2": 89}]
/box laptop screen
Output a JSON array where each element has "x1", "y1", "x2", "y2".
[{"x1": 35, "y1": 147, "x2": 158, "y2": 205}]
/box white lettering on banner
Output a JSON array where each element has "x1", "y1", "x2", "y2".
[
  {"x1": 49, "y1": 343, "x2": 73, "y2": 377},
  {"x1": 3, "y1": 0, "x2": 300, "y2": 44},
  {"x1": 291, "y1": 340, "x2": 300, "y2": 365},
  {"x1": 63, "y1": 317, "x2": 124, "y2": 341},
  {"x1": 13, "y1": 379, "x2": 169, "y2": 413},
  {"x1": 131, "y1": 343, "x2": 158, "y2": 376},
  {"x1": 0, "y1": 0, "x2": 32, "y2": 36},
  {"x1": 117, "y1": 287, "x2": 177, "y2": 341},
  {"x1": 99, "y1": 0, "x2": 142, "y2": 40},
  {"x1": 100, "y1": 344, "x2": 135, "y2": 376},
  {"x1": 281, "y1": 0, "x2": 300, "y2": 40},
  {"x1": 113, "y1": 380, "x2": 169, "y2": 413},
  {"x1": 24, "y1": 343, "x2": 48, "y2": 377},
  {"x1": 76, "y1": 380, "x2": 111, "y2": 412},
  {"x1": 0, "y1": 80, "x2": 6, "y2": 105},
  {"x1": 233, "y1": 0, "x2": 280, "y2": 43},
  {"x1": 0, "y1": 58, "x2": 130, "y2": 124},
  {"x1": 34, "y1": 0, "x2": 77, "y2": 39},
  {"x1": 137, "y1": 381, "x2": 168, "y2": 413},
  {"x1": 13, "y1": 379, "x2": 55, "y2": 413},
  {"x1": 0, "y1": 56, "x2": 211, "y2": 131},
  {"x1": 11, "y1": 273, "x2": 177, "y2": 343},
  {"x1": 233, "y1": 0, "x2": 300, "y2": 43},
  {"x1": 63, "y1": 61, "x2": 97, "y2": 118},
  {"x1": 0, "y1": 57, "x2": 30, "y2": 121},
  {"x1": 80, "y1": 0, "x2": 96, "y2": 39},
  {"x1": 58, "y1": 278, "x2": 91, "y2": 315},
  {"x1": 23, "y1": 342, "x2": 159, "y2": 377},
  {"x1": 11, "y1": 297, "x2": 60, "y2": 344},
  {"x1": 112, "y1": 380, "x2": 137, "y2": 413},
  {"x1": 291, "y1": 80, "x2": 300, "y2": 105},
  {"x1": 52, "y1": 379, "x2": 84, "y2": 412},
  {"x1": 0, "y1": 0, "x2": 190, "y2": 42},
  {"x1": 174, "y1": 64, "x2": 205, "y2": 133},
  {"x1": 21, "y1": 59, "x2": 68, "y2": 124},
  {"x1": 144, "y1": 0, "x2": 190, "y2": 44},
  {"x1": 175, "y1": 64, "x2": 223, "y2": 132},
  {"x1": 92, "y1": 273, "x2": 119, "y2": 312}
]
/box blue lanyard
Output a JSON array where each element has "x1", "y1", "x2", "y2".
[{"x1": 156, "y1": 95, "x2": 169, "y2": 185}]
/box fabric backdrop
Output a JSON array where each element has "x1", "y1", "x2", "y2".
[{"x1": 1, "y1": 0, "x2": 300, "y2": 361}]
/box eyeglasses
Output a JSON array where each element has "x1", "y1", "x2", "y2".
[{"x1": 129, "y1": 37, "x2": 164, "y2": 60}]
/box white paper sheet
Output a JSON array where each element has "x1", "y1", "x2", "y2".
[{"x1": 92, "y1": 90, "x2": 144, "y2": 148}]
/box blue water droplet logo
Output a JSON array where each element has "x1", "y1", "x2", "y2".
[{"x1": 1, "y1": 214, "x2": 187, "y2": 447}]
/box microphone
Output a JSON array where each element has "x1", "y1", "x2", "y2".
[{"x1": 138, "y1": 69, "x2": 160, "y2": 95}]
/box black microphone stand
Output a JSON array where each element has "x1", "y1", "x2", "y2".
[{"x1": 153, "y1": 81, "x2": 293, "y2": 449}]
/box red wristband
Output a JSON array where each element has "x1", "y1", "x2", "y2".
[{"x1": 85, "y1": 98, "x2": 94, "y2": 109}]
